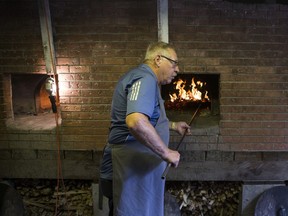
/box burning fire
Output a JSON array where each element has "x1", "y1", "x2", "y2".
[{"x1": 169, "y1": 77, "x2": 209, "y2": 102}]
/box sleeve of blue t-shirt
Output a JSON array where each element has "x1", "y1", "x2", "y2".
[{"x1": 126, "y1": 74, "x2": 157, "y2": 118}]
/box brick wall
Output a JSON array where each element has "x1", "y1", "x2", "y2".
[
  {"x1": 169, "y1": 0, "x2": 288, "y2": 152},
  {"x1": 0, "y1": 0, "x2": 288, "y2": 180}
]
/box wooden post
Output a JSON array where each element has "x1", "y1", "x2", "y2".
[
  {"x1": 157, "y1": 0, "x2": 169, "y2": 43},
  {"x1": 38, "y1": 0, "x2": 56, "y2": 75}
]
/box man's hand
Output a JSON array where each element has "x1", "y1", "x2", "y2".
[
  {"x1": 171, "y1": 121, "x2": 191, "y2": 136},
  {"x1": 163, "y1": 149, "x2": 180, "y2": 167}
]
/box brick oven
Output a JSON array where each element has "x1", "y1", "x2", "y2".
[
  {"x1": 162, "y1": 73, "x2": 220, "y2": 149},
  {"x1": 162, "y1": 73, "x2": 219, "y2": 124},
  {"x1": 0, "y1": 0, "x2": 288, "y2": 186}
]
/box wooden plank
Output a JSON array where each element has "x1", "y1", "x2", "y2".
[
  {"x1": 1, "y1": 159, "x2": 288, "y2": 181},
  {"x1": 168, "y1": 161, "x2": 288, "y2": 181},
  {"x1": 38, "y1": 0, "x2": 56, "y2": 75},
  {"x1": 157, "y1": 0, "x2": 169, "y2": 43},
  {"x1": 0, "y1": 159, "x2": 98, "y2": 179}
]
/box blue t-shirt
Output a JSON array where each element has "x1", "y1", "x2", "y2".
[{"x1": 108, "y1": 64, "x2": 160, "y2": 144}]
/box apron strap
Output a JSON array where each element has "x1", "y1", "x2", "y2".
[{"x1": 98, "y1": 181, "x2": 103, "y2": 210}]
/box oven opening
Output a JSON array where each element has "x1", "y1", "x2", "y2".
[
  {"x1": 161, "y1": 74, "x2": 220, "y2": 129},
  {"x1": 4, "y1": 73, "x2": 60, "y2": 130}
]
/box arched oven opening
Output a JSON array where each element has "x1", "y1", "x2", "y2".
[
  {"x1": 5, "y1": 74, "x2": 59, "y2": 130},
  {"x1": 12, "y1": 74, "x2": 52, "y2": 115}
]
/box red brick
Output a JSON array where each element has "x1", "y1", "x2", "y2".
[
  {"x1": 61, "y1": 105, "x2": 81, "y2": 112},
  {"x1": 57, "y1": 58, "x2": 80, "y2": 66},
  {"x1": 70, "y1": 66, "x2": 90, "y2": 73}
]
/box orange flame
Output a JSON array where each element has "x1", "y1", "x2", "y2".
[{"x1": 169, "y1": 78, "x2": 209, "y2": 102}]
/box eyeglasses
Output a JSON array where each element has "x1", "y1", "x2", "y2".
[{"x1": 160, "y1": 55, "x2": 179, "y2": 67}]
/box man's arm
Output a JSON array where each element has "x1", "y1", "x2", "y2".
[{"x1": 126, "y1": 112, "x2": 180, "y2": 167}]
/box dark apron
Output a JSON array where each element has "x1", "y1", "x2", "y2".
[{"x1": 111, "y1": 85, "x2": 169, "y2": 216}]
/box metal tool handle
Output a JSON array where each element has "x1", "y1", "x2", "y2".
[
  {"x1": 161, "y1": 163, "x2": 171, "y2": 179},
  {"x1": 161, "y1": 104, "x2": 201, "y2": 180}
]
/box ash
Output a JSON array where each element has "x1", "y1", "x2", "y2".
[
  {"x1": 166, "y1": 181, "x2": 241, "y2": 216},
  {"x1": 13, "y1": 179, "x2": 93, "y2": 216},
  {"x1": 6, "y1": 179, "x2": 240, "y2": 216}
]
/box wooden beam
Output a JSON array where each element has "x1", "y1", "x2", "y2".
[
  {"x1": 38, "y1": 0, "x2": 56, "y2": 75},
  {"x1": 168, "y1": 161, "x2": 288, "y2": 181},
  {"x1": 1, "y1": 158, "x2": 288, "y2": 181},
  {"x1": 157, "y1": 0, "x2": 169, "y2": 43},
  {"x1": 0, "y1": 159, "x2": 98, "y2": 179}
]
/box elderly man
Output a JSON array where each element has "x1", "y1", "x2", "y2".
[{"x1": 100, "y1": 41, "x2": 190, "y2": 216}]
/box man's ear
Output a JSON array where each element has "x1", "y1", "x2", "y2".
[{"x1": 154, "y1": 55, "x2": 162, "y2": 67}]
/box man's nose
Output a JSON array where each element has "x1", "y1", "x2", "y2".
[{"x1": 174, "y1": 65, "x2": 179, "y2": 74}]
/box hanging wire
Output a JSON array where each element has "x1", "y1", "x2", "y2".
[{"x1": 40, "y1": 0, "x2": 70, "y2": 214}]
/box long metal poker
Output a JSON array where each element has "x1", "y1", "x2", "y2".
[{"x1": 161, "y1": 103, "x2": 201, "y2": 180}]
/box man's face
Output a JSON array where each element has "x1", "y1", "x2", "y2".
[{"x1": 159, "y1": 50, "x2": 179, "y2": 85}]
